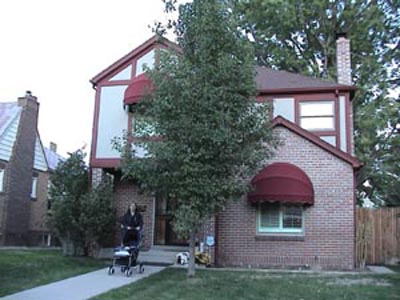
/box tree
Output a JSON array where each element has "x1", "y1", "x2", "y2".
[
  {"x1": 235, "y1": 0, "x2": 400, "y2": 206},
  {"x1": 49, "y1": 150, "x2": 115, "y2": 255},
  {"x1": 117, "y1": 0, "x2": 276, "y2": 276},
  {"x1": 80, "y1": 178, "x2": 116, "y2": 255}
]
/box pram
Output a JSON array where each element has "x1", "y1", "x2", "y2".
[{"x1": 108, "y1": 225, "x2": 145, "y2": 277}]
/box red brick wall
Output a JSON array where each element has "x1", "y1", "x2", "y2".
[
  {"x1": 28, "y1": 171, "x2": 51, "y2": 245},
  {"x1": 114, "y1": 178, "x2": 154, "y2": 250},
  {"x1": 216, "y1": 126, "x2": 355, "y2": 270}
]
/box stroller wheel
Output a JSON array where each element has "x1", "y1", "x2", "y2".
[
  {"x1": 139, "y1": 264, "x2": 145, "y2": 274},
  {"x1": 120, "y1": 266, "x2": 126, "y2": 273},
  {"x1": 108, "y1": 266, "x2": 115, "y2": 275},
  {"x1": 125, "y1": 268, "x2": 133, "y2": 277}
]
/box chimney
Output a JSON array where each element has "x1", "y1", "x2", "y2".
[
  {"x1": 336, "y1": 32, "x2": 352, "y2": 85},
  {"x1": 50, "y1": 142, "x2": 57, "y2": 153},
  {"x1": 18, "y1": 90, "x2": 38, "y2": 109}
]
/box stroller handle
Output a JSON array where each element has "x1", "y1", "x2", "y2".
[{"x1": 120, "y1": 224, "x2": 142, "y2": 231}]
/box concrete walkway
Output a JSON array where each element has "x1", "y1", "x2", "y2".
[
  {"x1": 0, "y1": 266, "x2": 165, "y2": 300},
  {"x1": 367, "y1": 265, "x2": 396, "y2": 274}
]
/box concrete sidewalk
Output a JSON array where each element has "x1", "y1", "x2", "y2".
[{"x1": 0, "y1": 266, "x2": 165, "y2": 300}]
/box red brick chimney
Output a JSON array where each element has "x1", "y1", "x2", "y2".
[
  {"x1": 2, "y1": 91, "x2": 40, "y2": 245},
  {"x1": 336, "y1": 33, "x2": 352, "y2": 85}
]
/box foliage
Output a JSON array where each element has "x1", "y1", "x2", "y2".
[
  {"x1": 48, "y1": 150, "x2": 115, "y2": 255},
  {"x1": 48, "y1": 150, "x2": 88, "y2": 254},
  {"x1": 235, "y1": 0, "x2": 400, "y2": 206},
  {"x1": 117, "y1": 0, "x2": 277, "y2": 276},
  {"x1": 0, "y1": 250, "x2": 106, "y2": 297},
  {"x1": 80, "y1": 178, "x2": 116, "y2": 251}
]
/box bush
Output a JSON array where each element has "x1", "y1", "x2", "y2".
[{"x1": 48, "y1": 150, "x2": 115, "y2": 256}]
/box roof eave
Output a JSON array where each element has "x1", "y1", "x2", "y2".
[
  {"x1": 272, "y1": 116, "x2": 362, "y2": 169},
  {"x1": 258, "y1": 85, "x2": 356, "y2": 96}
]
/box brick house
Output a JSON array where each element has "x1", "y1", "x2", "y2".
[
  {"x1": 0, "y1": 92, "x2": 63, "y2": 246},
  {"x1": 90, "y1": 34, "x2": 361, "y2": 269}
]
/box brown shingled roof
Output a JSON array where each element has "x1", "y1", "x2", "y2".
[{"x1": 256, "y1": 66, "x2": 354, "y2": 94}]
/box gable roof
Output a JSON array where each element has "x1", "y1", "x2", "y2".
[
  {"x1": 272, "y1": 116, "x2": 362, "y2": 169},
  {"x1": 44, "y1": 147, "x2": 65, "y2": 171},
  {"x1": 256, "y1": 66, "x2": 355, "y2": 94},
  {"x1": 0, "y1": 102, "x2": 21, "y2": 137},
  {"x1": 91, "y1": 36, "x2": 355, "y2": 95},
  {"x1": 0, "y1": 101, "x2": 49, "y2": 172},
  {"x1": 90, "y1": 35, "x2": 179, "y2": 86}
]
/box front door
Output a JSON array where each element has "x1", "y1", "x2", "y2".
[{"x1": 154, "y1": 194, "x2": 187, "y2": 246}]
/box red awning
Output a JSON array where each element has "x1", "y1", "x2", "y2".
[
  {"x1": 248, "y1": 162, "x2": 314, "y2": 205},
  {"x1": 124, "y1": 73, "x2": 154, "y2": 105}
]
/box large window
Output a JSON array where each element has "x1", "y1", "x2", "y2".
[
  {"x1": 258, "y1": 202, "x2": 304, "y2": 234},
  {"x1": 299, "y1": 101, "x2": 335, "y2": 131}
]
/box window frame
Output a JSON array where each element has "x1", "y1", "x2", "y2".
[
  {"x1": 299, "y1": 100, "x2": 335, "y2": 131},
  {"x1": 257, "y1": 202, "x2": 304, "y2": 235}
]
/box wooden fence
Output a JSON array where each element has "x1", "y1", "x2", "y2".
[{"x1": 356, "y1": 207, "x2": 400, "y2": 265}]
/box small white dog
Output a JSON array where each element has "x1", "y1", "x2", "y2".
[{"x1": 176, "y1": 252, "x2": 190, "y2": 265}]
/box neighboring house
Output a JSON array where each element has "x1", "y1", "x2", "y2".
[
  {"x1": 0, "y1": 92, "x2": 63, "y2": 246},
  {"x1": 89, "y1": 34, "x2": 361, "y2": 269}
]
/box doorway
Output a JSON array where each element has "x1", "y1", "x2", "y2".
[{"x1": 154, "y1": 194, "x2": 187, "y2": 246}]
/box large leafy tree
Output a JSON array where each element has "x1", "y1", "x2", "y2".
[
  {"x1": 49, "y1": 150, "x2": 115, "y2": 255},
  {"x1": 118, "y1": 0, "x2": 276, "y2": 276},
  {"x1": 235, "y1": 0, "x2": 400, "y2": 206}
]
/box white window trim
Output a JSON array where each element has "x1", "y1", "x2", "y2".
[{"x1": 257, "y1": 202, "x2": 304, "y2": 234}]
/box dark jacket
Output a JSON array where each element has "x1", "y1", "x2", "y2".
[{"x1": 121, "y1": 209, "x2": 143, "y2": 230}]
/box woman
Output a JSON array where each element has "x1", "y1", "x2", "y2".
[{"x1": 121, "y1": 202, "x2": 143, "y2": 246}]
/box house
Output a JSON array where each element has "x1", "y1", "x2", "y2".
[
  {"x1": 0, "y1": 92, "x2": 63, "y2": 246},
  {"x1": 89, "y1": 34, "x2": 361, "y2": 269}
]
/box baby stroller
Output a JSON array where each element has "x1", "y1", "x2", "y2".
[{"x1": 108, "y1": 225, "x2": 145, "y2": 277}]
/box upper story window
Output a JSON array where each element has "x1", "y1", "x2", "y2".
[
  {"x1": 299, "y1": 101, "x2": 335, "y2": 131},
  {"x1": 109, "y1": 65, "x2": 132, "y2": 81},
  {"x1": 135, "y1": 50, "x2": 155, "y2": 76},
  {"x1": 258, "y1": 202, "x2": 304, "y2": 234}
]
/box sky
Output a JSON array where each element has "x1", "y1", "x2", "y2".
[{"x1": 0, "y1": 0, "x2": 185, "y2": 158}]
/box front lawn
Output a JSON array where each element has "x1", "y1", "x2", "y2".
[
  {"x1": 0, "y1": 249, "x2": 107, "y2": 297},
  {"x1": 92, "y1": 268, "x2": 400, "y2": 300}
]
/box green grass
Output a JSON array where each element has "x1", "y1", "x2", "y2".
[
  {"x1": 0, "y1": 249, "x2": 107, "y2": 297},
  {"x1": 92, "y1": 268, "x2": 400, "y2": 300}
]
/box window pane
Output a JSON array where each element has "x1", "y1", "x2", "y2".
[
  {"x1": 320, "y1": 135, "x2": 336, "y2": 146},
  {"x1": 136, "y1": 50, "x2": 155, "y2": 76},
  {"x1": 300, "y1": 101, "x2": 334, "y2": 117},
  {"x1": 300, "y1": 117, "x2": 335, "y2": 130},
  {"x1": 31, "y1": 177, "x2": 38, "y2": 198},
  {"x1": 282, "y1": 206, "x2": 302, "y2": 229},
  {"x1": 109, "y1": 65, "x2": 132, "y2": 81},
  {"x1": 260, "y1": 203, "x2": 280, "y2": 228}
]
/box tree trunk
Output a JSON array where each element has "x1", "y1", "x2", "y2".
[{"x1": 187, "y1": 231, "x2": 196, "y2": 277}]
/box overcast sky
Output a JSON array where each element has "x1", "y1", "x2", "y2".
[{"x1": 0, "y1": 0, "x2": 185, "y2": 158}]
